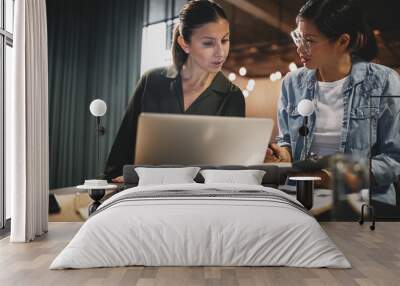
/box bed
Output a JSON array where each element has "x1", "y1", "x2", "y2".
[{"x1": 50, "y1": 166, "x2": 350, "y2": 269}]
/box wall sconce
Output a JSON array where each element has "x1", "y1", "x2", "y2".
[{"x1": 89, "y1": 99, "x2": 107, "y2": 169}]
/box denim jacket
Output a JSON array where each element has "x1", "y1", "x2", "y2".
[{"x1": 276, "y1": 58, "x2": 400, "y2": 205}]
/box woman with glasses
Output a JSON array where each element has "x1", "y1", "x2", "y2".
[{"x1": 266, "y1": 0, "x2": 400, "y2": 205}]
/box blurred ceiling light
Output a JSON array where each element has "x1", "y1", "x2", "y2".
[
  {"x1": 269, "y1": 71, "x2": 282, "y2": 82},
  {"x1": 373, "y1": 29, "x2": 381, "y2": 36},
  {"x1": 242, "y1": 89, "x2": 250, "y2": 98},
  {"x1": 228, "y1": 72, "x2": 236, "y2": 81},
  {"x1": 239, "y1": 67, "x2": 247, "y2": 76},
  {"x1": 247, "y1": 79, "x2": 255, "y2": 91},
  {"x1": 289, "y1": 62, "x2": 298, "y2": 72}
]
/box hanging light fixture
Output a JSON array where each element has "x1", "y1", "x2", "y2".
[
  {"x1": 269, "y1": 72, "x2": 282, "y2": 82},
  {"x1": 247, "y1": 79, "x2": 255, "y2": 91},
  {"x1": 228, "y1": 72, "x2": 236, "y2": 81},
  {"x1": 239, "y1": 67, "x2": 247, "y2": 76},
  {"x1": 289, "y1": 62, "x2": 298, "y2": 72}
]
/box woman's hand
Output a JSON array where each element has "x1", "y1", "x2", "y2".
[
  {"x1": 111, "y1": 176, "x2": 124, "y2": 183},
  {"x1": 264, "y1": 144, "x2": 292, "y2": 163}
]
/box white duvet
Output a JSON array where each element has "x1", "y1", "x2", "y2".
[{"x1": 50, "y1": 183, "x2": 351, "y2": 269}]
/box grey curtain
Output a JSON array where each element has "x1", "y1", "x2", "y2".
[{"x1": 47, "y1": 0, "x2": 144, "y2": 189}]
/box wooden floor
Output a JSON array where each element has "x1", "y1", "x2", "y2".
[{"x1": 0, "y1": 222, "x2": 399, "y2": 286}]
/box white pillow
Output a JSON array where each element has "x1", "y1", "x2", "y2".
[
  {"x1": 135, "y1": 167, "x2": 201, "y2": 186},
  {"x1": 200, "y1": 169, "x2": 266, "y2": 185}
]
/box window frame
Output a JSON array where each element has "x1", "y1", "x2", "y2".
[
  {"x1": 0, "y1": 0, "x2": 14, "y2": 231},
  {"x1": 140, "y1": 18, "x2": 178, "y2": 75}
]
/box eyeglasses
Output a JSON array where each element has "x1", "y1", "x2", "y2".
[
  {"x1": 290, "y1": 29, "x2": 312, "y2": 55},
  {"x1": 291, "y1": 29, "x2": 330, "y2": 56}
]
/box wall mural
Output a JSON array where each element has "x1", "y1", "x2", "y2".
[{"x1": 48, "y1": 0, "x2": 400, "y2": 222}]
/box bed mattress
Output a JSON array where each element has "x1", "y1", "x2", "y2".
[{"x1": 50, "y1": 183, "x2": 351, "y2": 269}]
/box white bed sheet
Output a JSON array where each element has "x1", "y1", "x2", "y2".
[{"x1": 50, "y1": 183, "x2": 351, "y2": 269}]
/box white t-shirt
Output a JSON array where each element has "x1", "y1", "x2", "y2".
[{"x1": 309, "y1": 76, "x2": 349, "y2": 156}]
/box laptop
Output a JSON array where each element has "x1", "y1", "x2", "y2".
[{"x1": 134, "y1": 113, "x2": 274, "y2": 165}]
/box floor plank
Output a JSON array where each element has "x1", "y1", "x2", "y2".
[{"x1": 1, "y1": 222, "x2": 400, "y2": 286}]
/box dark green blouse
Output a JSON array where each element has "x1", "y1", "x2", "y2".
[{"x1": 104, "y1": 66, "x2": 246, "y2": 179}]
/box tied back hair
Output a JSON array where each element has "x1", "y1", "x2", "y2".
[
  {"x1": 297, "y1": 0, "x2": 378, "y2": 61},
  {"x1": 172, "y1": 0, "x2": 228, "y2": 70}
]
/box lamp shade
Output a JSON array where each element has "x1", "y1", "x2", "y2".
[
  {"x1": 297, "y1": 99, "x2": 314, "y2": 117},
  {"x1": 89, "y1": 99, "x2": 107, "y2": 117}
]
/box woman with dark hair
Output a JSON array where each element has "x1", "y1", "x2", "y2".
[
  {"x1": 267, "y1": 0, "x2": 400, "y2": 204},
  {"x1": 104, "y1": 0, "x2": 245, "y2": 182}
]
